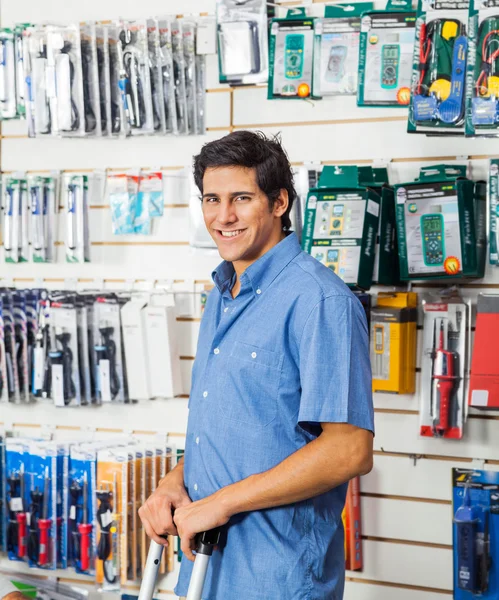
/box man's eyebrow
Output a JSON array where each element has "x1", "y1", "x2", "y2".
[{"x1": 202, "y1": 191, "x2": 255, "y2": 198}]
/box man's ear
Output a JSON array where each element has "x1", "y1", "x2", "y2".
[{"x1": 273, "y1": 190, "x2": 289, "y2": 218}]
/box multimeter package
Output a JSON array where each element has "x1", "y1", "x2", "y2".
[
  {"x1": 371, "y1": 292, "x2": 418, "y2": 394},
  {"x1": 312, "y1": 3, "x2": 373, "y2": 98},
  {"x1": 452, "y1": 469, "x2": 499, "y2": 599},
  {"x1": 216, "y1": 0, "x2": 268, "y2": 86},
  {"x1": 409, "y1": 0, "x2": 470, "y2": 135},
  {"x1": 269, "y1": 9, "x2": 315, "y2": 100},
  {"x1": 301, "y1": 165, "x2": 380, "y2": 290},
  {"x1": 357, "y1": 0, "x2": 416, "y2": 107},
  {"x1": 420, "y1": 296, "x2": 470, "y2": 439},
  {"x1": 394, "y1": 165, "x2": 486, "y2": 281},
  {"x1": 466, "y1": 2, "x2": 499, "y2": 136}
]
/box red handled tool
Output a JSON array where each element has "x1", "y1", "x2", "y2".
[
  {"x1": 16, "y1": 464, "x2": 27, "y2": 558},
  {"x1": 38, "y1": 467, "x2": 51, "y2": 566},
  {"x1": 431, "y1": 319, "x2": 457, "y2": 436},
  {"x1": 78, "y1": 472, "x2": 93, "y2": 571}
]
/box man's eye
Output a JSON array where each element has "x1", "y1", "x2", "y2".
[
  {"x1": 236, "y1": 196, "x2": 251, "y2": 201},
  {"x1": 204, "y1": 197, "x2": 218, "y2": 203}
]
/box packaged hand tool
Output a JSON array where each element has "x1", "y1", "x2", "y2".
[
  {"x1": 13, "y1": 291, "x2": 29, "y2": 403},
  {"x1": 0, "y1": 298, "x2": 8, "y2": 403},
  {"x1": 313, "y1": 3, "x2": 373, "y2": 98},
  {"x1": 182, "y1": 19, "x2": 198, "y2": 135},
  {"x1": 453, "y1": 468, "x2": 499, "y2": 599},
  {"x1": 394, "y1": 165, "x2": 486, "y2": 281},
  {"x1": 108, "y1": 24, "x2": 130, "y2": 137},
  {"x1": 357, "y1": 0, "x2": 416, "y2": 107},
  {"x1": 96, "y1": 24, "x2": 111, "y2": 136},
  {"x1": 1, "y1": 290, "x2": 20, "y2": 404},
  {"x1": 14, "y1": 24, "x2": 31, "y2": 119},
  {"x1": 2, "y1": 175, "x2": 29, "y2": 264},
  {"x1": 0, "y1": 29, "x2": 18, "y2": 120},
  {"x1": 147, "y1": 19, "x2": 166, "y2": 135},
  {"x1": 216, "y1": 0, "x2": 268, "y2": 86},
  {"x1": 62, "y1": 172, "x2": 91, "y2": 263},
  {"x1": 80, "y1": 22, "x2": 101, "y2": 137},
  {"x1": 269, "y1": 8, "x2": 315, "y2": 100},
  {"x1": 5, "y1": 439, "x2": 29, "y2": 562},
  {"x1": 420, "y1": 295, "x2": 470, "y2": 439},
  {"x1": 158, "y1": 18, "x2": 178, "y2": 134},
  {"x1": 467, "y1": 3, "x2": 499, "y2": 136},
  {"x1": 409, "y1": 0, "x2": 470, "y2": 134},
  {"x1": 172, "y1": 21, "x2": 189, "y2": 134},
  {"x1": 28, "y1": 173, "x2": 57, "y2": 263}
]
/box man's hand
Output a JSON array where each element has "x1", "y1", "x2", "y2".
[
  {"x1": 173, "y1": 492, "x2": 231, "y2": 561},
  {"x1": 139, "y1": 460, "x2": 192, "y2": 546},
  {"x1": 4, "y1": 593, "x2": 28, "y2": 600}
]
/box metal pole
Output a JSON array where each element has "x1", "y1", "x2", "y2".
[{"x1": 138, "y1": 540, "x2": 164, "y2": 600}]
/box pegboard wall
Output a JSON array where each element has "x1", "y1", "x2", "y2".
[{"x1": 1, "y1": 0, "x2": 499, "y2": 599}]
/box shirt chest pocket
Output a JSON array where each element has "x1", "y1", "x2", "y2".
[{"x1": 219, "y1": 341, "x2": 283, "y2": 428}]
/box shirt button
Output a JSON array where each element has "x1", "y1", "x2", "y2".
[
  {"x1": 196, "y1": 437, "x2": 200, "y2": 445},
  {"x1": 256, "y1": 288, "x2": 262, "y2": 295},
  {"x1": 203, "y1": 391, "x2": 208, "y2": 398},
  {"x1": 224, "y1": 307, "x2": 229, "y2": 313},
  {"x1": 214, "y1": 348, "x2": 220, "y2": 355},
  {"x1": 251, "y1": 352, "x2": 257, "y2": 359},
  {"x1": 194, "y1": 483, "x2": 198, "y2": 491}
]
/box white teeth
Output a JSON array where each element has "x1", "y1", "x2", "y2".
[{"x1": 221, "y1": 230, "x2": 243, "y2": 238}]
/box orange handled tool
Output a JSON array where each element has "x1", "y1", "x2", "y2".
[
  {"x1": 431, "y1": 320, "x2": 457, "y2": 436},
  {"x1": 78, "y1": 472, "x2": 92, "y2": 571},
  {"x1": 38, "y1": 467, "x2": 51, "y2": 566}
]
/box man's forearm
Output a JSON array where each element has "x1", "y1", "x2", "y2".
[{"x1": 216, "y1": 425, "x2": 372, "y2": 517}]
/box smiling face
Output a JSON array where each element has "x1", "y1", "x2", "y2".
[{"x1": 202, "y1": 166, "x2": 289, "y2": 274}]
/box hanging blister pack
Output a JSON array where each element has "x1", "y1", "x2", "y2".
[
  {"x1": 5, "y1": 439, "x2": 29, "y2": 561},
  {"x1": 76, "y1": 295, "x2": 92, "y2": 406},
  {"x1": 119, "y1": 21, "x2": 154, "y2": 136},
  {"x1": 195, "y1": 51, "x2": 206, "y2": 134},
  {"x1": 96, "y1": 25, "x2": 111, "y2": 136},
  {"x1": 107, "y1": 25, "x2": 129, "y2": 137},
  {"x1": 172, "y1": 21, "x2": 189, "y2": 135},
  {"x1": 182, "y1": 19, "x2": 198, "y2": 135},
  {"x1": 80, "y1": 22, "x2": 101, "y2": 136},
  {"x1": 2, "y1": 175, "x2": 29, "y2": 263},
  {"x1": 28, "y1": 173, "x2": 57, "y2": 263},
  {"x1": 0, "y1": 29, "x2": 18, "y2": 120},
  {"x1": 107, "y1": 171, "x2": 140, "y2": 235},
  {"x1": 0, "y1": 296, "x2": 8, "y2": 403},
  {"x1": 147, "y1": 19, "x2": 166, "y2": 135},
  {"x1": 409, "y1": 0, "x2": 470, "y2": 134},
  {"x1": 216, "y1": 0, "x2": 268, "y2": 85},
  {"x1": 25, "y1": 289, "x2": 41, "y2": 401},
  {"x1": 313, "y1": 4, "x2": 373, "y2": 98},
  {"x1": 13, "y1": 291, "x2": 29, "y2": 403},
  {"x1": 140, "y1": 171, "x2": 164, "y2": 219},
  {"x1": 62, "y1": 173, "x2": 90, "y2": 263},
  {"x1": 489, "y1": 160, "x2": 499, "y2": 266},
  {"x1": 48, "y1": 293, "x2": 81, "y2": 407},
  {"x1": 32, "y1": 294, "x2": 50, "y2": 400},
  {"x1": 22, "y1": 27, "x2": 36, "y2": 136},
  {"x1": 158, "y1": 19, "x2": 178, "y2": 134},
  {"x1": 466, "y1": 2, "x2": 499, "y2": 136},
  {"x1": 1, "y1": 290, "x2": 20, "y2": 404},
  {"x1": 14, "y1": 24, "x2": 31, "y2": 118}
]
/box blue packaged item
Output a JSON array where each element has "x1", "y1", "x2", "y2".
[{"x1": 5, "y1": 438, "x2": 30, "y2": 562}]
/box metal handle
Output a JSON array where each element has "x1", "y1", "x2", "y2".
[
  {"x1": 186, "y1": 528, "x2": 221, "y2": 600},
  {"x1": 138, "y1": 540, "x2": 164, "y2": 600}
]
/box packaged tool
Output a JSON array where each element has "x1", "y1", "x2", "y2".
[
  {"x1": 394, "y1": 165, "x2": 486, "y2": 281},
  {"x1": 0, "y1": 29, "x2": 18, "y2": 120},
  {"x1": 96, "y1": 25, "x2": 111, "y2": 137},
  {"x1": 452, "y1": 468, "x2": 499, "y2": 599},
  {"x1": 269, "y1": 8, "x2": 315, "y2": 100},
  {"x1": 32, "y1": 294, "x2": 51, "y2": 400},
  {"x1": 93, "y1": 295, "x2": 127, "y2": 404},
  {"x1": 76, "y1": 295, "x2": 92, "y2": 405},
  {"x1": 106, "y1": 170, "x2": 141, "y2": 235},
  {"x1": 119, "y1": 20, "x2": 154, "y2": 136},
  {"x1": 490, "y1": 160, "x2": 499, "y2": 265},
  {"x1": 28, "y1": 173, "x2": 57, "y2": 263},
  {"x1": 62, "y1": 172, "x2": 91, "y2": 263},
  {"x1": 147, "y1": 19, "x2": 166, "y2": 135},
  {"x1": 467, "y1": 4, "x2": 499, "y2": 136},
  {"x1": 357, "y1": 0, "x2": 416, "y2": 107},
  {"x1": 359, "y1": 166, "x2": 400, "y2": 286},
  {"x1": 301, "y1": 165, "x2": 381, "y2": 290},
  {"x1": 25, "y1": 289, "x2": 41, "y2": 400},
  {"x1": 2, "y1": 175, "x2": 29, "y2": 263},
  {"x1": 409, "y1": 0, "x2": 470, "y2": 135},
  {"x1": 158, "y1": 18, "x2": 178, "y2": 134},
  {"x1": 195, "y1": 47, "x2": 207, "y2": 135},
  {"x1": 1, "y1": 290, "x2": 20, "y2": 404},
  {"x1": 182, "y1": 19, "x2": 198, "y2": 135},
  {"x1": 313, "y1": 4, "x2": 373, "y2": 98},
  {"x1": 80, "y1": 22, "x2": 101, "y2": 137},
  {"x1": 371, "y1": 292, "x2": 418, "y2": 394},
  {"x1": 139, "y1": 170, "x2": 164, "y2": 220},
  {"x1": 217, "y1": 0, "x2": 268, "y2": 86},
  {"x1": 0, "y1": 297, "x2": 8, "y2": 403},
  {"x1": 469, "y1": 293, "x2": 499, "y2": 410},
  {"x1": 14, "y1": 24, "x2": 31, "y2": 119},
  {"x1": 107, "y1": 24, "x2": 129, "y2": 137},
  {"x1": 22, "y1": 26, "x2": 36, "y2": 136},
  {"x1": 343, "y1": 477, "x2": 363, "y2": 571},
  {"x1": 5, "y1": 438, "x2": 29, "y2": 562},
  {"x1": 13, "y1": 291, "x2": 29, "y2": 403},
  {"x1": 48, "y1": 293, "x2": 81, "y2": 407},
  {"x1": 172, "y1": 20, "x2": 189, "y2": 134},
  {"x1": 121, "y1": 296, "x2": 151, "y2": 401},
  {"x1": 1, "y1": 435, "x2": 5, "y2": 550},
  {"x1": 68, "y1": 445, "x2": 97, "y2": 575},
  {"x1": 420, "y1": 295, "x2": 470, "y2": 439}
]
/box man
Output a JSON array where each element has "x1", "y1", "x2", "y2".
[{"x1": 139, "y1": 131, "x2": 374, "y2": 599}]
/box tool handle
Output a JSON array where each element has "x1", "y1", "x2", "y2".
[
  {"x1": 16, "y1": 513, "x2": 27, "y2": 558},
  {"x1": 78, "y1": 523, "x2": 93, "y2": 571},
  {"x1": 38, "y1": 518, "x2": 51, "y2": 565},
  {"x1": 437, "y1": 379, "x2": 453, "y2": 434},
  {"x1": 138, "y1": 540, "x2": 164, "y2": 600}
]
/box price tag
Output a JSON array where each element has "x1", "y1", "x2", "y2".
[
  {"x1": 52, "y1": 364, "x2": 65, "y2": 407},
  {"x1": 101, "y1": 510, "x2": 113, "y2": 528},
  {"x1": 9, "y1": 497, "x2": 23, "y2": 512},
  {"x1": 70, "y1": 505, "x2": 76, "y2": 520},
  {"x1": 99, "y1": 360, "x2": 112, "y2": 403},
  {"x1": 33, "y1": 347, "x2": 45, "y2": 391}
]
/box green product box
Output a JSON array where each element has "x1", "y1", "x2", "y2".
[
  {"x1": 359, "y1": 167, "x2": 400, "y2": 286},
  {"x1": 312, "y1": 3, "x2": 373, "y2": 99},
  {"x1": 301, "y1": 165, "x2": 381, "y2": 290},
  {"x1": 357, "y1": 0, "x2": 416, "y2": 108},
  {"x1": 408, "y1": 0, "x2": 469, "y2": 136},
  {"x1": 465, "y1": 2, "x2": 499, "y2": 137},
  {"x1": 394, "y1": 164, "x2": 486, "y2": 281},
  {"x1": 268, "y1": 8, "x2": 315, "y2": 100},
  {"x1": 489, "y1": 159, "x2": 499, "y2": 265}
]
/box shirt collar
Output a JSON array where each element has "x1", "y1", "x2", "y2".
[{"x1": 212, "y1": 233, "x2": 302, "y2": 296}]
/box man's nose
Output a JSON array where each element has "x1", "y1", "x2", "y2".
[{"x1": 217, "y1": 200, "x2": 237, "y2": 224}]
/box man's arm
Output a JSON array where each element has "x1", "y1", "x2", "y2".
[{"x1": 174, "y1": 422, "x2": 373, "y2": 560}]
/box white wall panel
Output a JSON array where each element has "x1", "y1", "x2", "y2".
[{"x1": 344, "y1": 580, "x2": 451, "y2": 600}]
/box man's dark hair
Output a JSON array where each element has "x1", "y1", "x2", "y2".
[{"x1": 193, "y1": 130, "x2": 297, "y2": 231}]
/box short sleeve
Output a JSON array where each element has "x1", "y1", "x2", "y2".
[{"x1": 297, "y1": 294, "x2": 374, "y2": 435}]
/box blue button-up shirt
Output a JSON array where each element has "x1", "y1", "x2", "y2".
[{"x1": 175, "y1": 233, "x2": 374, "y2": 600}]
